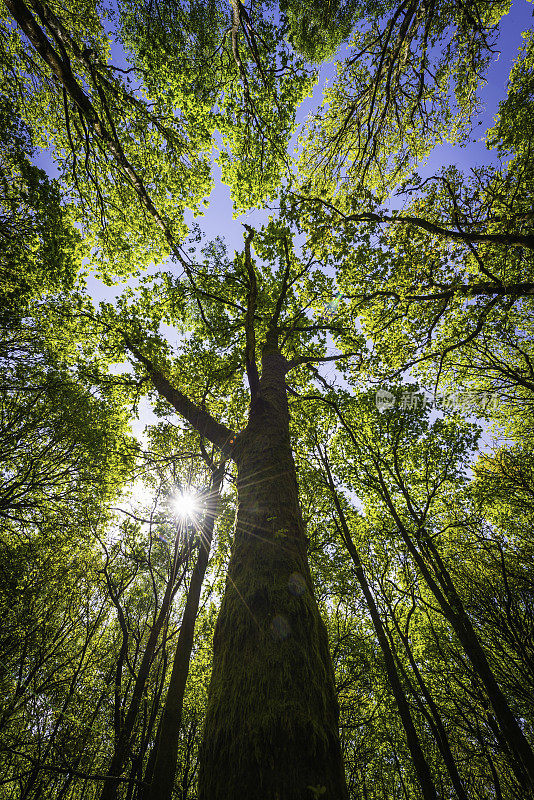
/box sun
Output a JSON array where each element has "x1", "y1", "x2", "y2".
[{"x1": 172, "y1": 490, "x2": 197, "y2": 520}]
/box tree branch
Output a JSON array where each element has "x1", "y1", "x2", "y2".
[
  {"x1": 123, "y1": 338, "x2": 236, "y2": 453},
  {"x1": 242, "y1": 226, "x2": 260, "y2": 396},
  {"x1": 268, "y1": 236, "x2": 292, "y2": 337},
  {"x1": 6, "y1": 0, "x2": 176, "y2": 246},
  {"x1": 404, "y1": 281, "x2": 534, "y2": 300},
  {"x1": 348, "y1": 210, "x2": 534, "y2": 250},
  {"x1": 295, "y1": 194, "x2": 534, "y2": 251},
  {"x1": 286, "y1": 352, "x2": 362, "y2": 372},
  {"x1": 4, "y1": 0, "x2": 208, "y2": 295},
  {"x1": 349, "y1": 281, "x2": 534, "y2": 304}
]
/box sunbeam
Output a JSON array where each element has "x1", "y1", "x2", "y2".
[{"x1": 172, "y1": 490, "x2": 197, "y2": 520}]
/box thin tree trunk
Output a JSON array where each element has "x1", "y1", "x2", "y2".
[
  {"x1": 422, "y1": 535, "x2": 534, "y2": 792},
  {"x1": 377, "y1": 480, "x2": 534, "y2": 792},
  {"x1": 322, "y1": 455, "x2": 438, "y2": 800},
  {"x1": 100, "y1": 533, "x2": 187, "y2": 800},
  {"x1": 388, "y1": 609, "x2": 468, "y2": 800},
  {"x1": 393, "y1": 748, "x2": 411, "y2": 800},
  {"x1": 486, "y1": 746, "x2": 504, "y2": 800},
  {"x1": 197, "y1": 343, "x2": 348, "y2": 800},
  {"x1": 145, "y1": 463, "x2": 224, "y2": 800}
]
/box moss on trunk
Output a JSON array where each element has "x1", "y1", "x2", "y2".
[{"x1": 198, "y1": 348, "x2": 347, "y2": 800}]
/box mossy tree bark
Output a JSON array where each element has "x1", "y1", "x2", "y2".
[
  {"x1": 196, "y1": 341, "x2": 348, "y2": 800},
  {"x1": 125, "y1": 230, "x2": 348, "y2": 798}
]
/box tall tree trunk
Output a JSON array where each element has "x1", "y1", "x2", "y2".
[
  {"x1": 388, "y1": 608, "x2": 468, "y2": 800},
  {"x1": 198, "y1": 345, "x2": 348, "y2": 800},
  {"x1": 332, "y1": 393, "x2": 534, "y2": 790},
  {"x1": 322, "y1": 458, "x2": 438, "y2": 800},
  {"x1": 145, "y1": 464, "x2": 224, "y2": 800},
  {"x1": 453, "y1": 613, "x2": 534, "y2": 789},
  {"x1": 100, "y1": 534, "x2": 187, "y2": 800},
  {"x1": 423, "y1": 536, "x2": 534, "y2": 791},
  {"x1": 398, "y1": 526, "x2": 534, "y2": 792}
]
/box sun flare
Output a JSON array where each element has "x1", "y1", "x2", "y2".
[{"x1": 172, "y1": 491, "x2": 197, "y2": 520}]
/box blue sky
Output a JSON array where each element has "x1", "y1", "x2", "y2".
[
  {"x1": 27, "y1": 0, "x2": 533, "y2": 443},
  {"x1": 33, "y1": 0, "x2": 534, "y2": 269},
  {"x1": 193, "y1": 0, "x2": 534, "y2": 253}
]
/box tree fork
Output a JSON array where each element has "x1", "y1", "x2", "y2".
[
  {"x1": 197, "y1": 343, "x2": 348, "y2": 800},
  {"x1": 123, "y1": 339, "x2": 348, "y2": 797}
]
